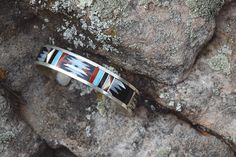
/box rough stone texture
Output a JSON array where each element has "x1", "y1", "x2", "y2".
[
  {"x1": 2, "y1": 77, "x2": 234, "y2": 157},
  {"x1": 26, "y1": 0, "x2": 225, "y2": 84},
  {"x1": 1, "y1": 0, "x2": 236, "y2": 156},
  {"x1": 0, "y1": 1, "x2": 46, "y2": 156},
  {"x1": 0, "y1": 13, "x2": 234, "y2": 157},
  {"x1": 0, "y1": 88, "x2": 45, "y2": 157},
  {"x1": 0, "y1": 1, "x2": 79, "y2": 156},
  {"x1": 156, "y1": 1, "x2": 236, "y2": 152}
]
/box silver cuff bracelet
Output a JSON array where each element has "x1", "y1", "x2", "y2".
[{"x1": 35, "y1": 45, "x2": 139, "y2": 110}]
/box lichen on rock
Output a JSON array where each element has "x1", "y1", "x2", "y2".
[
  {"x1": 27, "y1": 0, "x2": 224, "y2": 84},
  {"x1": 186, "y1": 0, "x2": 224, "y2": 18},
  {"x1": 78, "y1": 0, "x2": 94, "y2": 9},
  {"x1": 155, "y1": 147, "x2": 171, "y2": 157},
  {"x1": 91, "y1": 0, "x2": 130, "y2": 19},
  {"x1": 208, "y1": 54, "x2": 231, "y2": 75},
  {"x1": 138, "y1": 0, "x2": 172, "y2": 7},
  {"x1": 96, "y1": 94, "x2": 110, "y2": 117},
  {"x1": 2, "y1": 0, "x2": 236, "y2": 156},
  {"x1": 68, "y1": 79, "x2": 93, "y2": 96},
  {"x1": 0, "y1": 131, "x2": 15, "y2": 144}
]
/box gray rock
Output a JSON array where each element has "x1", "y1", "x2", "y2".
[
  {"x1": 0, "y1": 0, "x2": 235, "y2": 156},
  {"x1": 26, "y1": 0, "x2": 225, "y2": 84},
  {"x1": 0, "y1": 88, "x2": 45, "y2": 157},
  {"x1": 157, "y1": 1, "x2": 236, "y2": 152},
  {"x1": 0, "y1": 20, "x2": 233, "y2": 157},
  {"x1": 0, "y1": 1, "x2": 49, "y2": 156}
]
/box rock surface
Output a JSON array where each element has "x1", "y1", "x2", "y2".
[
  {"x1": 1, "y1": 25, "x2": 234, "y2": 155},
  {"x1": 27, "y1": 0, "x2": 225, "y2": 84},
  {"x1": 156, "y1": 1, "x2": 236, "y2": 152},
  {"x1": 0, "y1": 0, "x2": 236, "y2": 156},
  {"x1": 0, "y1": 87, "x2": 44, "y2": 157},
  {"x1": 0, "y1": 1, "x2": 44, "y2": 156}
]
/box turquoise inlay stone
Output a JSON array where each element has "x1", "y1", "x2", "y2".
[
  {"x1": 93, "y1": 69, "x2": 105, "y2": 86},
  {"x1": 52, "y1": 50, "x2": 63, "y2": 65}
]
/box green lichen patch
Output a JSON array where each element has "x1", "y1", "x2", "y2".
[
  {"x1": 212, "y1": 86, "x2": 221, "y2": 96},
  {"x1": 78, "y1": 0, "x2": 94, "y2": 9},
  {"x1": 208, "y1": 54, "x2": 231, "y2": 75},
  {"x1": 91, "y1": 0, "x2": 130, "y2": 19},
  {"x1": 138, "y1": 0, "x2": 171, "y2": 7},
  {"x1": 31, "y1": 0, "x2": 123, "y2": 54},
  {"x1": 186, "y1": 0, "x2": 224, "y2": 19},
  {"x1": 156, "y1": 147, "x2": 171, "y2": 157},
  {"x1": 68, "y1": 80, "x2": 93, "y2": 96},
  {"x1": 0, "y1": 131, "x2": 15, "y2": 144},
  {"x1": 217, "y1": 44, "x2": 232, "y2": 55},
  {"x1": 184, "y1": 153, "x2": 194, "y2": 157}
]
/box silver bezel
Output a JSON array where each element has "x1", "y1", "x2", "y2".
[
  {"x1": 36, "y1": 45, "x2": 139, "y2": 110},
  {"x1": 45, "y1": 45, "x2": 139, "y2": 94}
]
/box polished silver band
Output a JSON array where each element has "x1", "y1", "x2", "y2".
[{"x1": 35, "y1": 45, "x2": 139, "y2": 110}]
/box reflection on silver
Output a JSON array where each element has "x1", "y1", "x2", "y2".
[{"x1": 36, "y1": 45, "x2": 139, "y2": 112}]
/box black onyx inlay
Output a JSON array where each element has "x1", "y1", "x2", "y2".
[
  {"x1": 98, "y1": 73, "x2": 108, "y2": 88},
  {"x1": 108, "y1": 79, "x2": 134, "y2": 104}
]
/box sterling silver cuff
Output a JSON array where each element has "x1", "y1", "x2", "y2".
[{"x1": 35, "y1": 45, "x2": 139, "y2": 111}]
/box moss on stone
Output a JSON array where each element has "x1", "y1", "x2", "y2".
[
  {"x1": 208, "y1": 54, "x2": 231, "y2": 75},
  {"x1": 0, "y1": 131, "x2": 15, "y2": 144},
  {"x1": 78, "y1": 0, "x2": 94, "y2": 9},
  {"x1": 138, "y1": 0, "x2": 171, "y2": 7},
  {"x1": 156, "y1": 147, "x2": 171, "y2": 157},
  {"x1": 96, "y1": 93, "x2": 110, "y2": 117},
  {"x1": 186, "y1": 0, "x2": 224, "y2": 19},
  {"x1": 184, "y1": 153, "x2": 194, "y2": 157},
  {"x1": 68, "y1": 80, "x2": 93, "y2": 96},
  {"x1": 91, "y1": 0, "x2": 130, "y2": 19}
]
